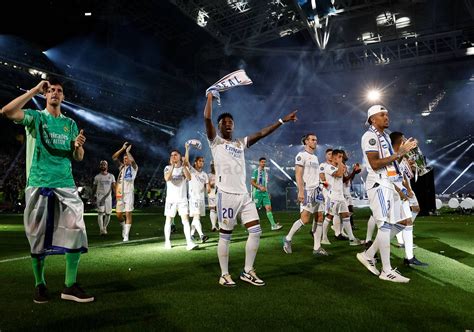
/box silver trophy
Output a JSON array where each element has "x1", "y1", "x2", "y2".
[{"x1": 407, "y1": 145, "x2": 432, "y2": 181}]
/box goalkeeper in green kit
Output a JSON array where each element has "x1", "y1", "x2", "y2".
[
  {"x1": 1, "y1": 78, "x2": 94, "y2": 303},
  {"x1": 250, "y1": 157, "x2": 283, "y2": 231}
]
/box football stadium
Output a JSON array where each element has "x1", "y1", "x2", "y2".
[{"x1": 0, "y1": 1, "x2": 473, "y2": 331}]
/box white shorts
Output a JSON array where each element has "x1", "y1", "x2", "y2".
[
  {"x1": 301, "y1": 187, "x2": 324, "y2": 214},
  {"x1": 367, "y1": 184, "x2": 396, "y2": 224},
  {"x1": 329, "y1": 199, "x2": 349, "y2": 216},
  {"x1": 217, "y1": 190, "x2": 259, "y2": 231},
  {"x1": 164, "y1": 200, "x2": 189, "y2": 218},
  {"x1": 189, "y1": 198, "x2": 206, "y2": 217},
  {"x1": 409, "y1": 193, "x2": 419, "y2": 207},
  {"x1": 97, "y1": 195, "x2": 112, "y2": 214},
  {"x1": 323, "y1": 193, "x2": 330, "y2": 214},
  {"x1": 24, "y1": 187, "x2": 88, "y2": 256},
  {"x1": 116, "y1": 192, "x2": 134, "y2": 213},
  {"x1": 394, "y1": 193, "x2": 412, "y2": 222}
]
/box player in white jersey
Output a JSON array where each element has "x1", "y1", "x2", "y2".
[
  {"x1": 186, "y1": 149, "x2": 210, "y2": 243},
  {"x1": 208, "y1": 161, "x2": 219, "y2": 232},
  {"x1": 112, "y1": 142, "x2": 138, "y2": 242},
  {"x1": 312, "y1": 148, "x2": 331, "y2": 241},
  {"x1": 163, "y1": 148, "x2": 198, "y2": 251},
  {"x1": 92, "y1": 160, "x2": 116, "y2": 235},
  {"x1": 390, "y1": 132, "x2": 428, "y2": 267},
  {"x1": 323, "y1": 149, "x2": 363, "y2": 246},
  {"x1": 283, "y1": 134, "x2": 327, "y2": 256},
  {"x1": 204, "y1": 89, "x2": 297, "y2": 287},
  {"x1": 356, "y1": 105, "x2": 418, "y2": 283},
  {"x1": 342, "y1": 150, "x2": 361, "y2": 230}
]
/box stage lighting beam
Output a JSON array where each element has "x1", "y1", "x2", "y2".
[{"x1": 442, "y1": 162, "x2": 474, "y2": 194}]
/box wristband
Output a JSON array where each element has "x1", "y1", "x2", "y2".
[{"x1": 278, "y1": 118, "x2": 284, "y2": 125}]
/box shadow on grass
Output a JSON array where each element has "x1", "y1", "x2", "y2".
[{"x1": 412, "y1": 235, "x2": 474, "y2": 268}]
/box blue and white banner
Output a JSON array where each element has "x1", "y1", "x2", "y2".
[{"x1": 206, "y1": 69, "x2": 253, "y2": 105}]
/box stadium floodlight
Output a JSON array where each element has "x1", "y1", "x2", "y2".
[
  {"x1": 84, "y1": 12, "x2": 92, "y2": 16},
  {"x1": 395, "y1": 17, "x2": 411, "y2": 29},
  {"x1": 196, "y1": 9, "x2": 209, "y2": 27},
  {"x1": 366, "y1": 89, "x2": 381, "y2": 102}
]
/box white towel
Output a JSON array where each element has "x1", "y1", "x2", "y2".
[
  {"x1": 205, "y1": 69, "x2": 253, "y2": 105},
  {"x1": 186, "y1": 139, "x2": 202, "y2": 150}
]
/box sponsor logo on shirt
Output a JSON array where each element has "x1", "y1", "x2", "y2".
[{"x1": 224, "y1": 143, "x2": 243, "y2": 158}]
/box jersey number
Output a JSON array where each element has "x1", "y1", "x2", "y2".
[{"x1": 222, "y1": 208, "x2": 234, "y2": 219}]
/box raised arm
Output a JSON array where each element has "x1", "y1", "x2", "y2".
[
  {"x1": 343, "y1": 164, "x2": 360, "y2": 183},
  {"x1": 204, "y1": 93, "x2": 216, "y2": 141},
  {"x1": 112, "y1": 142, "x2": 127, "y2": 167},
  {"x1": 126, "y1": 145, "x2": 138, "y2": 169},
  {"x1": 247, "y1": 110, "x2": 297, "y2": 147},
  {"x1": 182, "y1": 154, "x2": 192, "y2": 181},
  {"x1": 184, "y1": 142, "x2": 190, "y2": 167},
  {"x1": 1, "y1": 80, "x2": 49, "y2": 122}
]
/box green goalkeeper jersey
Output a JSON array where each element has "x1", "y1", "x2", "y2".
[
  {"x1": 18, "y1": 109, "x2": 79, "y2": 188},
  {"x1": 252, "y1": 168, "x2": 268, "y2": 196}
]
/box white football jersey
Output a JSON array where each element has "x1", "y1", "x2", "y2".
[
  {"x1": 361, "y1": 130, "x2": 392, "y2": 189},
  {"x1": 319, "y1": 162, "x2": 334, "y2": 194},
  {"x1": 117, "y1": 165, "x2": 138, "y2": 194},
  {"x1": 164, "y1": 165, "x2": 188, "y2": 203},
  {"x1": 208, "y1": 135, "x2": 248, "y2": 194},
  {"x1": 189, "y1": 167, "x2": 209, "y2": 200},
  {"x1": 94, "y1": 172, "x2": 116, "y2": 198},
  {"x1": 327, "y1": 163, "x2": 345, "y2": 201},
  {"x1": 295, "y1": 150, "x2": 320, "y2": 189}
]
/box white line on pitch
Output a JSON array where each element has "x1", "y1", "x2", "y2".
[{"x1": 0, "y1": 236, "x2": 162, "y2": 264}]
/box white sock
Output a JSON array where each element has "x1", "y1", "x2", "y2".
[
  {"x1": 322, "y1": 218, "x2": 330, "y2": 241},
  {"x1": 192, "y1": 217, "x2": 204, "y2": 237},
  {"x1": 104, "y1": 214, "x2": 111, "y2": 230},
  {"x1": 164, "y1": 217, "x2": 172, "y2": 243},
  {"x1": 244, "y1": 225, "x2": 261, "y2": 273},
  {"x1": 378, "y1": 224, "x2": 392, "y2": 273},
  {"x1": 333, "y1": 215, "x2": 341, "y2": 236},
  {"x1": 285, "y1": 219, "x2": 304, "y2": 241},
  {"x1": 218, "y1": 233, "x2": 231, "y2": 276},
  {"x1": 181, "y1": 216, "x2": 193, "y2": 246},
  {"x1": 403, "y1": 225, "x2": 414, "y2": 260},
  {"x1": 97, "y1": 213, "x2": 104, "y2": 232},
  {"x1": 311, "y1": 219, "x2": 317, "y2": 233},
  {"x1": 342, "y1": 217, "x2": 355, "y2": 241},
  {"x1": 120, "y1": 221, "x2": 125, "y2": 237},
  {"x1": 124, "y1": 224, "x2": 131, "y2": 239},
  {"x1": 210, "y1": 209, "x2": 217, "y2": 229},
  {"x1": 366, "y1": 215, "x2": 376, "y2": 242},
  {"x1": 396, "y1": 231, "x2": 404, "y2": 245},
  {"x1": 313, "y1": 222, "x2": 323, "y2": 250}
]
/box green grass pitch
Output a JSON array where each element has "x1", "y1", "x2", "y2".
[{"x1": 0, "y1": 208, "x2": 473, "y2": 331}]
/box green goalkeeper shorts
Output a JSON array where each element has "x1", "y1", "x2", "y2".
[{"x1": 253, "y1": 191, "x2": 271, "y2": 209}]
